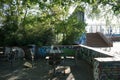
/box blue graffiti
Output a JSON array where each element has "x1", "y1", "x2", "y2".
[
  {"x1": 38, "y1": 46, "x2": 76, "y2": 57},
  {"x1": 38, "y1": 46, "x2": 51, "y2": 57}
]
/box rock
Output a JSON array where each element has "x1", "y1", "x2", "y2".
[{"x1": 23, "y1": 62, "x2": 32, "y2": 68}]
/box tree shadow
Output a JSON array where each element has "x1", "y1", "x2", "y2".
[{"x1": 0, "y1": 59, "x2": 93, "y2": 80}]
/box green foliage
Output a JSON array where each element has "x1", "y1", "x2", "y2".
[
  {"x1": 55, "y1": 6, "x2": 86, "y2": 45},
  {"x1": 0, "y1": 0, "x2": 120, "y2": 46}
]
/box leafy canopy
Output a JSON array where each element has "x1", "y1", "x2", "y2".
[{"x1": 0, "y1": 0, "x2": 120, "y2": 46}]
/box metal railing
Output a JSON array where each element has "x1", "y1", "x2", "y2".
[{"x1": 86, "y1": 25, "x2": 120, "y2": 35}]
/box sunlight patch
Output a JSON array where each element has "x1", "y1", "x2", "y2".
[
  {"x1": 8, "y1": 76, "x2": 19, "y2": 80},
  {"x1": 66, "y1": 73, "x2": 75, "y2": 80}
]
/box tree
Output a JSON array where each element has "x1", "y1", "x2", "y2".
[{"x1": 0, "y1": 0, "x2": 120, "y2": 46}]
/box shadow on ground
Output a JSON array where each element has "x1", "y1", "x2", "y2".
[{"x1": 0, "y1": 59, "x2": 93, "y2": 80}]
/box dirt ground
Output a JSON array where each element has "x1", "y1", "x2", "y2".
[{"x1": 0, "y1": 58, "x2": 93, "y2": 80}]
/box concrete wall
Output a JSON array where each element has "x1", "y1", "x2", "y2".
[
  {"x1": 37, "y1": 44, "x2": 120, "y2": 80},
  {"x1": 79, "y1": 45, "x2": 120, "y2": 80}
]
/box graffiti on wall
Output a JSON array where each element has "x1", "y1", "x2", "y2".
[{"x1": 38, "y1": 45, "x2": 77, "y2": 57}]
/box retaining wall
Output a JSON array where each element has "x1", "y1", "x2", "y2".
[
  {"x1": 79, "y1": 45, "x2": 120, "y2": 80},
  {"x1": 38, "y1": 45, "x2": 120, "y2": 80}
]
